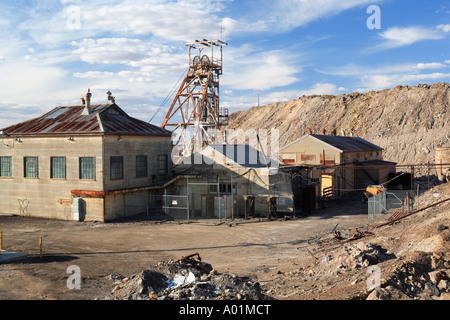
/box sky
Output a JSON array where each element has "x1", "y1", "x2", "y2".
[{"x1": 0, "y1": 0, "x2": 449, "y2": 129}]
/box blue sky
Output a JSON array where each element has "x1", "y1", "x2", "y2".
[{"x1": 0, "y1": 0, "x2": 449, "y2": 128}]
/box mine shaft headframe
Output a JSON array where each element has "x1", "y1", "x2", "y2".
[
  {"x1": 185, "y1": 39, "x2": 228, "y2": 74},
  {"x1": 161, "y1": 39, "x2": 228, "y2": 131}
]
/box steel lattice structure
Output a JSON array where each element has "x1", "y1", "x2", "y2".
[{"x1": 161, "y1": 40, "x2": 228, "y2": 157}]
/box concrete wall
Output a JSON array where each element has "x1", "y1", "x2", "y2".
[{"x1": 0, "y1": 135, "x2": 104, "y2": 220}]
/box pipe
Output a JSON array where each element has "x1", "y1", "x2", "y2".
[
  {"x1": 71, "y1": 175, "x2": 203, "y2": 197},
  {"x1": 370, "y1": 196, "x2": 450, "y2": 227}
]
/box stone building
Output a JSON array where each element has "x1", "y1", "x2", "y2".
[
  {"x1": 160, "y1": 144, "x2": 293, "y2": 220},
  {"x1": 0, "y1": 91, "x2": 172, "y2": 222},
  {"x1": 279, "y1": 134, "x2": 397, "y2": 200}
]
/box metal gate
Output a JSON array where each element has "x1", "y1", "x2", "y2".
[
  {"x1": 148, "y1": 194, "x2": 189, "y2": 220},
  {"x1": 368, "y1": 190, "x2": 386, "y2": 222},
  {"x1": 368, "y1": 189, "x2": 411, "y2": 222}
]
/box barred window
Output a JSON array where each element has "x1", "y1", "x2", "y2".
[
  {"x1": 79, "y1": 157, "x2": 95, "y2": 180},
  {"x1": 157, "y1": 155, "x2": 168, "y2": 176},
  {"x1": 110, "y1": 156, "x2": 123, "y2": 181},
  {"x1": 51, "y1": 157, "x2": 66, "y2": 179},
  {"x1": 0, "y1": 157, "x2": 12, "y2": 177},
  {"x1": 136, "y1": 155, "x2": 147, "y2": 178},
  {"x1": 24, "y1": 157, "x2": 38, "y2": 178}
]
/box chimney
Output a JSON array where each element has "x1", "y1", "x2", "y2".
[
  {"x1": 82, "y1": 89, "x2": 92, "y2": 115},
  {"x1": 307, "y1": 127, "x2": 312, "y2": 134},
  {"x1": 80, "y1": 96, "x2": 85, "y2": 106},
  {"x1": 107, "y1": 91, "x2": 115, "y2": 104},
  {"x1": 322, "y1": 128, "x2": 326, "y2": 135}
]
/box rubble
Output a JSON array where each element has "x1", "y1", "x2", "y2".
[
  {"x1": 315, "y1": 241, "x2": 395, "y2": 273},
  {"x1": 369, "y1": 251, "x2": 450, "y2": 300},
  {"x1": 102, "y1": 253, "x2": 271, "y2": 300}
]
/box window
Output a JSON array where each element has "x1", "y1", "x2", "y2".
[
  {"x1": 209, "y1": 184, "x2": 218, "y2": 194},
  {"x1": 24, "y1": 157, "x2": 38, "y2": 178},
  {"x1": 136, "y1": 155, "x2": 148, "y2": 178},
  {"x1": 157, "y1": 155, "x2": 168, "y2": 176},
  {"x1": 51, "y1": 157, "x2": 66, "y2": 179},
  {"x1": 110, "y1": 156, "x2": 123, "y2": 180},
  {"x1": 79, "y1": 157, "x2": 95, "y2": 180},
  {"x1": 0, "y1": 157, "x2": 12, "y2": 177},
  {"x1": 219, "y1": 183, "x2": 232, "y2": 194}
]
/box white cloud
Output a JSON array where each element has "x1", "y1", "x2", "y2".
[
  {"x1": 378, "y1": 26, "x2": 444, "y2": 48},
  {"x1": 437, "y1": 24, "x2": 450, "y2": 32},
  {"x1": 72, "y1": 38, "x2": 151, "y2": 64},
  {"x1": 318, "y1": 61, "x2": 448, "y2": 77},
  {"x1": 298, "y1": 83, "x2": 341, "y2": 96},
  {"x1": 414, "y1": 62, "x2": 447, "y2": 70},
  {"x1": 71, "y1": 38, "x2": 187, "y2": 73},
  {"x1": 0, "y1": 60, "x2": 68, "y2": 103},
  {"x1": 80, "y1": 0, "x2": 222, "y2": 41},
  {"x1": 227, "y1": 0, "x2": 381, "y2": 34},
  {"x1": 222, "y1": 46, "x2": 301, "y2": 91},
  {"x1": 73, "y1": 71, "x2": 115, "y2": 79},
  {"x1": 263, "y1": 90, "x2": 303, "y2": 104},
  {"x1": 358, "y1": 72, "x2": 450, "y2": 92},
  {"x1": 318, "y1": 60, "x2": 449, "y2": 93}
]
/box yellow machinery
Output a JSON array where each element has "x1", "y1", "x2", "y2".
[{"x1": 365, "y1": 185, "x2": 385, "y2": 196}]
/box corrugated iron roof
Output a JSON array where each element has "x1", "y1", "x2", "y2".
[
  {"x1": 1, "y1": 104, "x2": 171, "y2": 137},
  {"x1": 309, "y1": 134, "x2": 383, "y2": 152}
]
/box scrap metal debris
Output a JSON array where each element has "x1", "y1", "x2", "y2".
[
  {"x1": 103, "y1": 253, "x2": 270, "y2": 300},
  {"x1": 318, "y1": 225, "x2": 374, "y2": 246}
]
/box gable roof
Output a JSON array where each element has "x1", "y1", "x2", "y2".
[
  {"x1": 178, "y1": 144, "x2": 278, "y2": 169},
  {"x1": 208, "y1": 144, "x2": 276, "y2": 168},
  {"x1": 1, "y1": 104, "x2": 171, "y2": 137},
  {"x1": 281, "y1": 134, "x2": 383, "y2": 153}
]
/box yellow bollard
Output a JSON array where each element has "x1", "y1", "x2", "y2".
[
  {"x1": 39, "y1": 236, "x2": 43, "y2": 258},
  {"x1": 0, "y1": 231, "x2": 3, "y2": 251}
]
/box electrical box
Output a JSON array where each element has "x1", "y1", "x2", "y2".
[{"x1": 73, "y1": 197, "x2": 83, "y2": 221}]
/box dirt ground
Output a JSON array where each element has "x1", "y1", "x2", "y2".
[{"x1": 1, "y1": 183, "x2": 449, "y2": 301}]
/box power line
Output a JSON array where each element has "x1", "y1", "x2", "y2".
[{"x1": 148, "y1": 67, "x2": 188, "y2": 124}]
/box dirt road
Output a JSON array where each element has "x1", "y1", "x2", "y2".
[{"x1": 0, "y1": 199, "x2": 368, "y2": 300}]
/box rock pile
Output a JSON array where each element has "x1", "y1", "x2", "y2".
[
  {"x1": 103, "y1": 254, "x2": 270, "y2": 300},
  {"x1": 367, "y1": 251, "x2": 450, "y2": 300},
  {"x1": 314, "y1": 241, "x2": 395, "y2": 276},
  {"x1": 227, "y1": 82, "x2": 450, "y2": 165}
]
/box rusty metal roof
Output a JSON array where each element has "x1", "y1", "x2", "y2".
[
  {"x1": 310, "y1": 134, "x2": 383, "y2": 152},
  {"x1": 1, "y1": 104, "x2": 171, "y2": 137}
]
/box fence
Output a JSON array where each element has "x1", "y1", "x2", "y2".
[
  {"x1": 367, "y1": 186, "x2": 424, "y2": 223},
  {"x1": 147, "y1": 194, "x2": 190, "y2": 220}
]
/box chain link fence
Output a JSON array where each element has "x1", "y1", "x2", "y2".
[{"x1": 367, "y1": 186, "x2": 425, "y2": 223}]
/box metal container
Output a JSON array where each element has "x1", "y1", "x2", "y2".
[
  {"x1": 435, "y1": 146, "x2": 450, "y2": 182},
  {"x1": 435, "y1": 146, "x2": 450, "y2": 163}
]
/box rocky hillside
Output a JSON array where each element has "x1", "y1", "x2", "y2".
[{"x1": 227, "y1": 82, "x2": 450, "y2": 165}]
